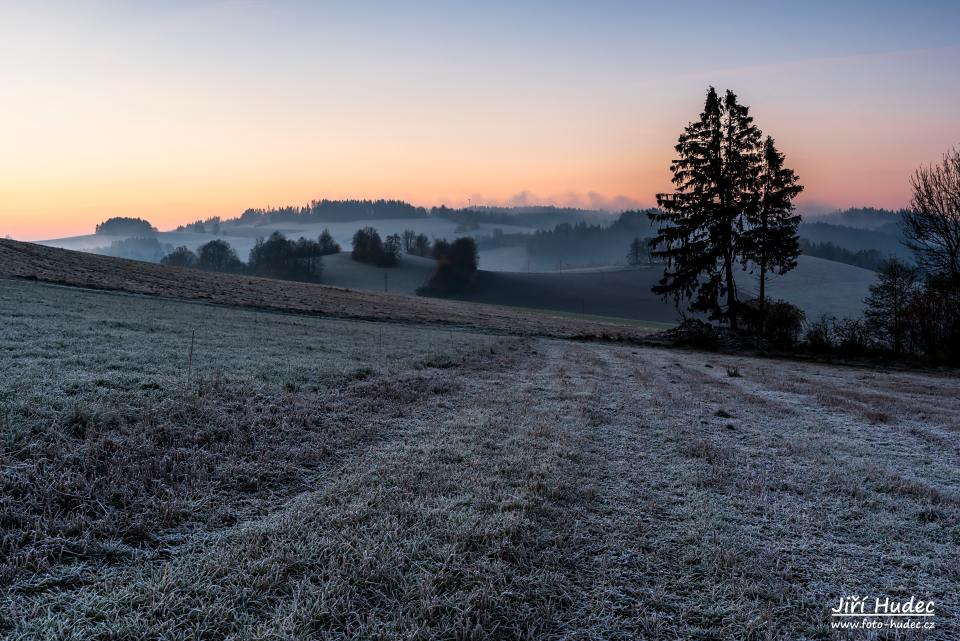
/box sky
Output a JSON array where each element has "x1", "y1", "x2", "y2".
[{"x1": 1, "y1": 1, "x2": 959, "y2": 240}]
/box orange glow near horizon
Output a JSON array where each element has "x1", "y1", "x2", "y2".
[{"x1": 1, "y1": 3, "x2": 958, "y2": 240}]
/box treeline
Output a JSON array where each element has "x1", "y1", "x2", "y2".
[
  {"x1": 798, "y1": 221, "x2": 909, "y2": 259},
  {"x1": 799, "y1": 240, "x2": 887, "y2": 271},
  {"x1": 526, "y1": 210, "x2": 657, "y2": 269},
  {"x1": 807, "y1": 260, "x2": 959, "y2": 363},
  {"x1": 814, "y1": 207, "x2": 910, "y2": 231},
  {"x1": 176, "y1": 216, "x2": 222, "y2": 234},
  {"x1": 183, "y1": 200, "x2": 617, "y2": 231},
  {"x1": 237, "y1": 200, "x2": 429, "y2": 225},
  {"x1": 812, "y1": 147, "x2": 960, "y2": 363},
  {"x1": 433, "y1": 205, "x2": 615, "y2": 230},
  {"x1": 161, "y1": 230, "x2": 341, "y2": 282}
]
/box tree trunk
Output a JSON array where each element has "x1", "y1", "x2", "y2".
[
  {"x1": 725, "y1": 247, "x2": 738, "y2": 331},
  {"x1": 758, "y1": 255, "x2": 766, "y2": 334}
]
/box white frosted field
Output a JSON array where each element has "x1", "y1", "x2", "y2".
[{"x1": 3, "y1": 277, "x2": 956, "y2": 639}]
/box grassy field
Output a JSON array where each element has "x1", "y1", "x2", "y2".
[
  {"x1": 320, "y1": 251, "x2": 436, "y2": 296},
  {"x1": 1, "y1": 252, "x2": 956, "y2": 639},
  {"x1": 0, "y1": 278, "x2": 507, "y2": 594},
  {"x1": 30, "y1": 230, "x2": 877, "y2": 326},
  {"x1": 454, "y1": 255, "x2": 875, "y2": 324},
  {"x1": 0, "y1": 239, "x2": 654, "y2": 342}
]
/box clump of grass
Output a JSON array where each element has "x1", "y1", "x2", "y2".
[
  {"x1": 863, "y1": 408, "x2": 890, "y2": 423},
  {"x1": 725, "y1": 366, "x2": 742, "y2": 378},
  {"x1": 351, "y1": 366, "x2": 374, "y2": 380},
  {"x1": 417, "y1": 352, "x2": 457, "y2": 369},
  {"x1": 64, "y1": 403, "x2": 94, "y2": 439}
]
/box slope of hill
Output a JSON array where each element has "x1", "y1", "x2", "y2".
[
  {"x1": 455, "y1": 255, "x2": 875, "y2": 323},
  {"x1": 799, "y1": 221, "x2": 910, "y2": 259},
  {"x1": 744, "y1": 255, "x2": 877, "y2": 319},
  {"x1": 812, "y1": 206, "x2": 905, "y2": 231},
  {"x1": 0, "y1": 239, "x2": 656, "y2": 340},
  {"x1": 321, "y1": 252, "x2": 435, "y2": 295}
]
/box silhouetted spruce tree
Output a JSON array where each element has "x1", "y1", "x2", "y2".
[
  {"x1": 650, "y1": 87, "x2": 763, "y2": 329},
  {"x1": 743, "y1": 136, "x2": 803, "y2": 321}
]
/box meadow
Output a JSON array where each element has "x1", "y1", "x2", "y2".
[
  {"x1": 0, "y1": 278, "x2": 506, "y2": 597},
  {"x1": 1, "y1": 274, "x2": 957, "y2": 639}
]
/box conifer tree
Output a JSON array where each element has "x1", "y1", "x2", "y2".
[
  {"x1": 743, "y1": 136, "x2": 803, "y2": 320},
  {"x1": 649, "y1": 87, "x2": 762, "y2": 329}
]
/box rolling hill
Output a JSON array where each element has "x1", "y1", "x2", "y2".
[
  {"x1": 38, "y1": 217, "x2": 539, "y2": 265},
  {"x1": 11, "y1": 236, "x2": 876, "y2": 330},
  {"x1": 0, "y1": 239, "x2": 659, "y2": 341},
  {"x1": 321, "y1": 252, "x2": 436, "y2": 296},
  {"x1": 452, "y1": 255, "x2": 876, "y2": 323}
]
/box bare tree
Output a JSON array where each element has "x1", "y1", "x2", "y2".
[
  {"x1": 402, "y1": 229, "x2": 417, "y2": 254},
  {"x1": 904, "y1": 146, "x2": 960, "y2": 279}
]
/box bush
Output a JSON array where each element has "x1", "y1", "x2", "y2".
[
  {"x1": 803, "y1": 315, "x2": 869, "y2": 356},
  {"x1": 412, "y1": 234, "x2": 431, "y2": 257},
  {"x1": 664, "y1": 319, "x2": 720, "y2": 350},
  {"x1": 804, "y1": 316, "x2": 834, "y2": 352},
  {"x1": 833, "y1": 318, "x2": 870, "y2": 356},
  {"x1": 739, "y1": 298, "x2": 805, "y2": 347}
]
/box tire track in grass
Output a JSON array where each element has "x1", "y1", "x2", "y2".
[
  {"x1": 575, "y1": 343, "x2": 958, "y2": 640},
  {"x1": 6, "y1": 340, "x2": 611, "y2": 640}
]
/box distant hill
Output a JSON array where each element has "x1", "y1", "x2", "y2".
[
  {"x1": 812, "y1": 207, "x2": 908, "y2": 231},
  {"x1": 187, "y1": 200, "x2": 619, "y2": 231},
  {"x1": 798, "y1": 221, "x2": 910, "y2": 260}
]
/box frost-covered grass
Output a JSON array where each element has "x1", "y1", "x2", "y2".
[
  {"x1": 0, "y1": 278, "x2": 505, "y2": 589},
  {"x1": 2, "y1": 278, "x2": 958, "y2": 639}
]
